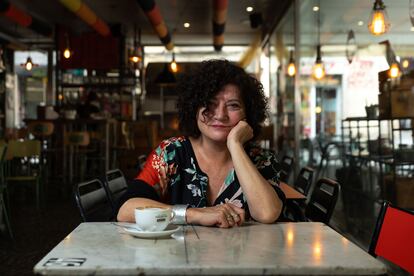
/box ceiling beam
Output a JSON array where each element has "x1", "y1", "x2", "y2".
[
  {"x1": 212, "y1": 0, "x2": 228, "y2": 51},
  {"x1": 0, "y1": 0, "x2": 53, "y2": 37},
  {"x1": 261, "y1": 0, "x2": 293, "y2": 48},
  {"x1": 0, "y1": 30, "x2": 28, "y2": 50},
  {"x1": 136, "y1": 0, "x2": 173, "y2": 51},
  {"x1": 58, "y1": 0, "x2": 111, "y2": 36}
]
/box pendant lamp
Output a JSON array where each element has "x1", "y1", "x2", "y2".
[
  {"x1": 287, "y1": 50, "x2": 296, "y2": 77},
  {"x1": 129, "y1": 26, "x2": 142, "y2": 64},
  {"x1": 170, "y1": 52, "x2": 178, "y2": 73},
  {"x1": 368, "y1": 0, "x2": 390, "y2": 35},
  {"x1": 312, "y1": 0, "x2": 325, "y2": 80},
  {"x1": 63, "y1": 33, "x2": 72, "y2": 59}
]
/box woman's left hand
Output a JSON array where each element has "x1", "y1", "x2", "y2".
[{"x1": 227, "y1": 120, "x2": 253, "y2": 149}]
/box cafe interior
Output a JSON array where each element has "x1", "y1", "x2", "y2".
[{"x1": 0, "y1": 0, "x2": 414, "y2": 275}]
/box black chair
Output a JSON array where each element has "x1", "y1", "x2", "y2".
[
  {"x1": 283, "y1": 167, "x2": 315, "y2": 221},
  {"x1": 294, "y1": 167, "x2": 314, "y2": 196},
  {"x1": 304, "y1": 177, "x2": 340, "y2": 223},
  {"x1": 368, "y1": 201, "x2": 414, "y2": 274},
  {"x1": 280, "y1": 155, "x2": 294, "y2": 182},
  {"x1": 104, "y1": 169, "x2": 128, "y2": 211},
  {"x1": 74, "y1": 179, "x2": 114, "y2": 222}
]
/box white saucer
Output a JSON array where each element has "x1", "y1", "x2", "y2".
[{"x1": 123, "y1": 224, "x2": 180, "y2": 239}]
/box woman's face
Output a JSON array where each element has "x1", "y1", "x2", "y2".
[{"x1": 196, "y1": 84, "x2": 245, "y2": 143}]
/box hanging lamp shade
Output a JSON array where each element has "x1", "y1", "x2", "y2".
[
  {"x1": 287, "y1": 50, "x2": 296, "y2": 77},
  {"x1": 129, "y1": 27, "x2": 142, "y2": 63},
  {"x1": 368, "y1": 0, "x2": 390, "y2": 35},
  {"x1": 169, "y1": 52, "x2": 178, "y2": 73},
  {"x1": 312, "y1": 45, "x2": 325, "y2": 80},
  {"x1": 63, "y1": 33, "x2": 72, "y2": 59},
  {"x1": 388, "y1": 62, "x2": 400, "y2": 78},
  {"x1": 21, "y1": 56, "x2": 38, "y2": 71}
]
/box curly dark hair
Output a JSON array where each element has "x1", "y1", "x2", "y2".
[{"x1": 177, "y1": 59, "x2": 268, "y2": 139}]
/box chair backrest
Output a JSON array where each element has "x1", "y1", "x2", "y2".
[
  {"x1": 305, "y1": 177, "x2": 340, "y2": 223},
  {"x1": 105, "y1": 169, "x2": 128, "y2": 209},
  {"x1": 369, "y1": 201, "x2": 414, "y2": 274},
  {"x1": 28, "y1": 121, "x2": 54, "y2": 137},
  {"x1": 6, "y1": 140, "x2": 41, "y2": 160},
  {"x1": 64, "y1": 131, "x2": 90, "y2": 146},
  {"x1": 280, "y1": 155, "x2": 294, "y2": 182},
  {"x1": 294, "y1": 166, "x2": 314, "y2": 196},
  {"x1": 74, "y1": 178, "x2": 114, "y2": 222}
]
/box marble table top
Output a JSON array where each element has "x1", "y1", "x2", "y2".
[{"x1": 34, "y1": 222, "x2": 386, "y2": 275}]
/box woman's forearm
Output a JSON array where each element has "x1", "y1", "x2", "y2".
[
  {"x1": 229, "y1": 143, "x2": 283, "y2": 223},
  {"x1": 117, "y1": 198, "x2": 171, "y2": 222}
]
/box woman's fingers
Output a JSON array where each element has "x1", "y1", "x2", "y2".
[{"x1": 220, "y1": 203, "x2": 245, "y2": 227}]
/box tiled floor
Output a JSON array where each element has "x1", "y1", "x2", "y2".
[{"x1": 0, "y1": 166, "x2": 409, "y2": 276}]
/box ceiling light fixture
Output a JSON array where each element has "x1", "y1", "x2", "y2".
[
  {"x1": 402, "y1": 59, "x2": 410, "y2": 68},
  {"x1": 389, "y1": 62, "x2": 400, "y2": 78},
  {"x1": 170, "y1": 52, "x2": 178, "y2": 73},
  {"x1": 358, "y1": 21, "x2": 364, "y2": 26},
  {"x1": 312, "y1": 0, "x2": 325, "y2": 80},
  {"x1": 184, "y1": 22, "x2": 190, "y2": 28},
  {"x1": 313, "y1": 6, "x2": 319, "y2": 12},
  {"x1": 368, "y1": 0, "x2": 390, "y2": 35},
  {"x1": 129, "y1": 26, "x2": 142, "y2": 64},
  {"x1": 63, "y1": 33, "x2": 72, "y2": 59},
  {"x1": 21, "y1": 56, "x2": 38, "y2": 71},
  {"x1": 246, "y1": 7, "x2": 253, "y2": 12},
  {"x1": 287, "y1": 50, "x2": 296, "y2": 77}
]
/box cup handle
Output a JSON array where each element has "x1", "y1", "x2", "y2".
[{"x1": 170, "y1": 209, "x2": 175, "y2": 222}]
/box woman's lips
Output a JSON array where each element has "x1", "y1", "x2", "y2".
[{"x1": 210, "y1": 125, "x2": 232, "y2": 129}]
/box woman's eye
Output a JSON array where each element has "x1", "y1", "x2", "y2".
[{"x1": 228, "y1": 103, "x2": 241, "y2": 109}]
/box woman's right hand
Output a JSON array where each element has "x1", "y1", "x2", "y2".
[{"x1": 186, "y1": 203, "x2": 246, "y2": 228}]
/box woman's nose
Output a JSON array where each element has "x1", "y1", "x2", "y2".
[{"x1": 213, "y1": 104, "x2": 228, "y2": 120}]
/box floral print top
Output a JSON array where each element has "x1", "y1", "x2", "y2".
[{"x1": 135, "y1": 136, "x2": 285, "y2": 216}]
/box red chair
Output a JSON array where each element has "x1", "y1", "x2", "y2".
[{"x1": 369, "y1": 201, "x2": 414, "y2": 274}]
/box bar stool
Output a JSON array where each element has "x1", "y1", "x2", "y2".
[
  {"x1": 27, "y1": 121, "x2": 55, "y2": 184},
  {"x1": 64, "y1": 131, "x2": 90, "y2": 186}
]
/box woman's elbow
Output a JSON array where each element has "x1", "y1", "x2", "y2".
[
  {"x1": 253, "y1": 199, "x2": 284, "y2": 223},
  {"x1": 256, "y1": 207, "x2": 282, "y2": 224},
  {"x1": 117, "y1": 200, "x2": 133, "y2": 222}
]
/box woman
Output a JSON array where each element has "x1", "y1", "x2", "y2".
[{"x1": 117, "y1": 59, "x2": 285, "y2": 227}]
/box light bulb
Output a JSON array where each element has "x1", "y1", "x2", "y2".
[
  {"x1": 389, "y1": 63, "x2": 400, "y2": 78},
  {"x1": 170, "y1": 61, "x2": 178, "y2": 73},
  {"x1": 312, "y1": 62, "x2": 325, "y2": 80},
  {"x1": 25, "y1": 58, "x2": 33, "y2": 71},
  {"x1": 402, "y1": 59, "x2": 409, "y2": 68},
  {"x1": 287, "y1": 62, "x2": 296, "y2": 77},
  {"x1": 130, "y1": 56, "x2": 140, "y2": 63},
  {"x1": 63, "y1": 48, "x2": 71, "y2": 59},
  {"x1": 368, "y1": 0, "x2": 390, "y2": 35},
  {"x1": 315, "y1": 106, "x2": 322, "y2": 114}
]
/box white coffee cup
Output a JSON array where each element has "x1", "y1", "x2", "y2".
[{"x1": 134, "y1": 207, "x2": 173, "y2": 232}]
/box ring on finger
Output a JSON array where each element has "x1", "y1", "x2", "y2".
[{"x1": 226, "y1": 215, "x2": 233, "y2": 220}]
